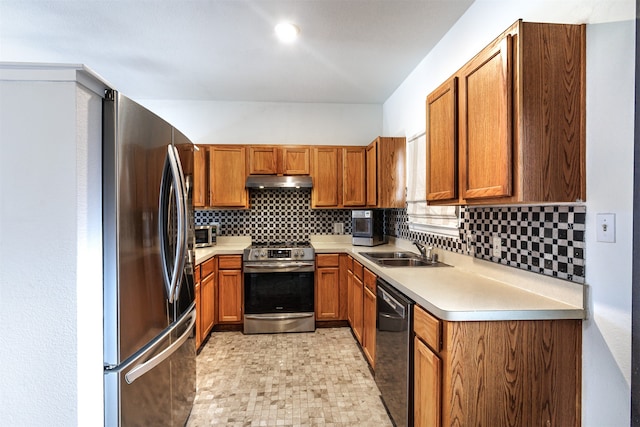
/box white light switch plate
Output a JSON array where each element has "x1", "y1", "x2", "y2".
[{"x1": 596, "y1": 213, "x2": 615, "y2": 243}]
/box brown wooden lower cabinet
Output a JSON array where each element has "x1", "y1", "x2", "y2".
[
  {"x1": 351, "y1": 261, "x2": 364, "y2": 345},
  {"x1": 361, "y1": 273, "x2": 376, "y2": 368},
  {"x1": 194, "y1": 264, "x2": 202, "y2": 349},
  {"x1": 347, "y1": 257, "x2": 354, "y2": 329},
  {"x1": 362, "y1": 286, "x2": 377, "y2": 369},
  {"x1": 413, "y1": 304, "x2": 582, "y2": 426},
  {"x1": 195, "y1": 257, "x2": 217, "y2": 350},
  {"x1": 345, "y1": 256, "x2": 376, "y2": 369},
  {"x1": 414, "y1": 336, "x2": 441, "y2": 426},
  {"x1": 315, "y1": 254, "x2": 341, "y2": 320},
  {"x1": 217, "y1": 255, "x2": 243, "y2": 324},
  {"x1": 200, "y1": 265, "x2": 216, "y2": 337}
]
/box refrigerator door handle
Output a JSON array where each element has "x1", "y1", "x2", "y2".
[
  {"x1": 171, "y1": 144, "x2": 189, "y2": 302},
  {"x1": 159, "y1": 145, "x2": 188, "y2": 303},
  {"x1": 124, "y1": 308, "x2": 196, "y2": 385}
]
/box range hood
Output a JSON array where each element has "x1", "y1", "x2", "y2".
[{"x1": 245, "y1": 175, "x2": 313, "y2": 189}]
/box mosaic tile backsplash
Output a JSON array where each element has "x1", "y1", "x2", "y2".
[
  {"x1": 196, "y1": 189, "x2": 586, "y2": 284},
  {"x1": 388, "y1": 205, "x2": 586, "y2": 284},
  {"x1": 195, "y1": 189, "x2": 352, "y2": 242}
]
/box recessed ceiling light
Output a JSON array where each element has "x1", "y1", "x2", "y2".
[{"x1": 275, "y1": 22, "x2": 300, "y2": 43}]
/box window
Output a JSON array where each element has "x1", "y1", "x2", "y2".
[{"x1": 406, "y1": 132, "x2": 459, "y2": 237}]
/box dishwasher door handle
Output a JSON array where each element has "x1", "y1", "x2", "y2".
[{"x1": 378, "y1": 287, "x2": 406, "y2": 318}]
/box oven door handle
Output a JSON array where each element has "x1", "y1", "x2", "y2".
[
  {"x1": 244, "y1": 313, "x2": 314, "y2": 321},
  {"x1": 243, "y1": 262, "x2": 315, "y2": 273}
]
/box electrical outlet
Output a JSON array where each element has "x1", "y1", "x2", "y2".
[
  {"x1": 492, "y1": 236, "x2": 502, "y2": 257},
  {"x1": 596, "y1": 213, "x2": 615, "y2": 243},
  {"x1": 333, "y1": 223, "x2": 344, "y2": 234}
]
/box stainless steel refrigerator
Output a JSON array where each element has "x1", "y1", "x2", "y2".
[{"x1": 103, "y1": 90, "x2": 196, "y2": 426}]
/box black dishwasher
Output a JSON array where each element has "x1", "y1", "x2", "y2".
[{"x1": 375, "y1": 279, "x2": 414, "y2": 427}]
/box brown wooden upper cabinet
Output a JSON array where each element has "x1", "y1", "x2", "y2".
[
  {"x1": 282, "y1": 147, "x2": 310, "y2": 175},
  {"x1": 366, "y1": 136, "x2": 406, "y2": 208},
  {"x1": 342, "y1": 147, "x2": 366, "y2": 207},
  {"x1": 312, "y1": 147, "x2": 340, "y2": 208},
  {"x1": 311, "y1": 146, "x2": 366, "y2": 208},
  {"x1": 426, "y1": 78, "x2": 458, "y2": 203},
  {"x1": 193, "y1": 145, "x2": 208, "y2": 207},
  {"x1": 208, "y1": 145, "x2": 249, "y2": 208},
  {"x1": 248, "y1": 146, "x2": 310, "y2": 175},
  {"x1": 427, "y1": 20, "x2": 586, "y2": 205}
]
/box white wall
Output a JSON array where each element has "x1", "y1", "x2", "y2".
[
  {"x1": 382, "y1": 1, "x2": 636, "y2": 425},
  {"x1": 139, "y1": 99, "x2": 383, "y2": 146},
  {"x1": 0, "y1": 68, "x2": 105, "y2": 425}
]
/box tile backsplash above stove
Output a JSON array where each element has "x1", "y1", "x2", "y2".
[
  {"x1": 195, "y1": 189, "x2": 352, "y2": 242},
  {"x1": 195, "y1": 188, "x2": 586, "y2": 284}
]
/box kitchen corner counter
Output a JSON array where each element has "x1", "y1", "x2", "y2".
[
  {"x1": 311, "y1": 236, "x2": 586, "y2": 322},
  {"x1": 194, "y1": 236, "x2": 250, "y2": 264}
]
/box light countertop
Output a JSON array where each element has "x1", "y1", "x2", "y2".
[
  {"x1": 194, "y1": 236, "x2": 251, "y2": 264},
  {"x1": 195, "y1": 235, "x2": 586, "y2": 322}
]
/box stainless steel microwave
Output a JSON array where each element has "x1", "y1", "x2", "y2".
[
  {"x1": 195, "y1": 224, "x2": 217, "y2": 248},
  {"x1": 352, "y1": 210, "x2": 386, "y2": 246}
]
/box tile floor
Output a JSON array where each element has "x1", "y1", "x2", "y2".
[{"x1": 187, "y1": 328, "x2": 393, "y2": 427}]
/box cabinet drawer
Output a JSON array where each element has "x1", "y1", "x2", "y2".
[
  {"x1": 414, "y1": 305, "x2": 441, "y2": 352},
  {"x1": 316, "y1": 253, "x2": 340, "y2": 267},
  {"x1": 218, "y1": 255, "x2": 242, "y2": 270},
  {"x1": 364, "y1": 268, "x2": 376, "y2": 293},
  {"x1": 353, "y1": 260, "x2": 364, "y2": 280},
  {"x1": 200, "y1": 257, "x2": 215, "y2": 278}
]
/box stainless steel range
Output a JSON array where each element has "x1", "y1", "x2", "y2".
[{"x1": 243, "y1": 242, "x2": 315, "y2": 334}]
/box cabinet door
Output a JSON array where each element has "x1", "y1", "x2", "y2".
[
  {"x1": 414, "y1": 337, "x2": 441, "y2": 427},
  {"x1": 427, "y1": 78, "x2": 458, "y2": 203},
  {"x1": 218, "y1": 269, "x2": 243, "y2": 323},
  {"x1": 347, "y1": 268, "x2": 354, "y2": 327},
  {"x1": 209, "y1": 146, "x2": 248, "y2": 207},
  {"x1": 338, "y1": 254, "x2": 350, "y2": 320},
  {"x1": 366, "y1": 141, "x2": 377, "y2": 206},
  {"x1": 362, "y1": 286, "x2": 376, "y2": 368},
  {"x1": 248, "y1": 146, "x2": 277, "y2": 175},
  {"x1": 375, "y1": 137, "x2": 406, "y2": 208},
  {"x1": 193, "y1": 145, "x2": 208, "y2": 207},
  {"x1": 200, "y1": 271, "x2": 215, "y2": 338},
  {"x1": 315, "y1": 267, "x2": 340, "y2": 320},
  {"x1": 343, "y1": 147, "x2": 366, "y2": 207},
  {"x1": 459, "y1": 35, "x2": 513, "y2": 201},
  {"x1": 352, "y1": 274, "x2": 364, "y2": 344},
  {"x1": 194, "y1": 265, "x2": 201, "y2": 349},
  {"x1": 282, "y1": 147, "x2": 310, "y2": 175},
  {"x1": 312, "y1": 147, "x2": 340, "y2": 207}
]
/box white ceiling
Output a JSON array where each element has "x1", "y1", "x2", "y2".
[{"x1": 0, "y1": 0, "x2": 473, "y2": 104}]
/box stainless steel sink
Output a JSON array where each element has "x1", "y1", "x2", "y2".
[
  {"x1": 360, "y1": 252, "x2": 450, "y2": 268},
  {"x1": 360, "y1": 251, "x2": 417, "y2": 259}
]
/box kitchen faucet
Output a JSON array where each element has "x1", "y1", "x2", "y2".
[{"x1": 413, "y1": 241, "x2": 433, "y2": 262}]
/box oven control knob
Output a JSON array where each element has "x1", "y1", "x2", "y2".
[
  {"x1": 294, "y1": 249, "x2": 304, "y2": 258},
  {"x1": 260, "y1": 249, "x2": 267, "y2": 258}
]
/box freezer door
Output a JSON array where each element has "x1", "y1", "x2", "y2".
[
  {"x1": 105, "y1": 307, "x2": 196, "y2": 426},
  {"x1": 111, "y1": 332, "x2": 173, "y2": 427},
  {"x1": 170, "y1": 308, "x2": 197, "y2": 426}
]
